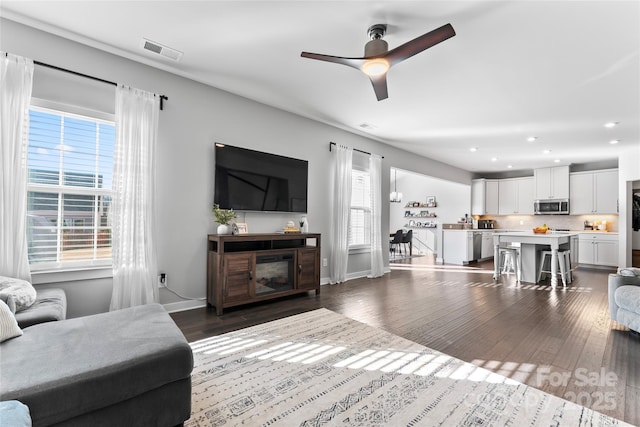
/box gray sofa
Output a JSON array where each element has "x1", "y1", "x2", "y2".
[
  {"x1": 608, "y1": 268, "x2": 640, "y2": 333},
  {"x1": 0, "y1": 303, "x2": 193, "y2": 426}
]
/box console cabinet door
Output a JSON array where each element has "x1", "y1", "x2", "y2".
[
  {"x1": 297, "y1": 248, "x2": 319, "y2": 290},
  {"x1": 223, "y1": 253, "x2": 254, "y2": 301}
]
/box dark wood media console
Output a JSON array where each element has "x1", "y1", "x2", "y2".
[{"x1": 207, "y1": 233, "x2": 321, "y2": 315}]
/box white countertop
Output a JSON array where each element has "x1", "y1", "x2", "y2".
[
  {"x1": 493, "y1": 231, "x2": 580, "y2": 237},
  {"x1": 442, "y1": 228, "x2": 618, "y2": 234}
]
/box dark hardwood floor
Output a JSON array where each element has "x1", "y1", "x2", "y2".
[{"x1": 170, "y1": 256, "x2": 640, "y2": 425}]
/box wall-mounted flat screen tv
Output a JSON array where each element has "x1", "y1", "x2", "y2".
[{"x1": 214, "y1": 144, "x2": 308, "y2": 213}]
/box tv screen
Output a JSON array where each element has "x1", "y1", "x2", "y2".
[{"x1": 214, "y1": 144, "x2": 308, "y2": 213}]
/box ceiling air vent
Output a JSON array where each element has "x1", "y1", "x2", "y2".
[{"x1": 140, "y1": 38, "x2": 183, "y2": 61}]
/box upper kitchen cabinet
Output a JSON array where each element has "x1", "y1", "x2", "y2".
[
  {"x1": 570, "y1": 169, "x2": 618, "y2": 214},
  {"x1": 471, "y1": 179, "x2": 499, "y2": 215},
  {"x1": 534, "y1": 166, "x2": 570, "y2": 200},
  {"x1": 498, "y1": 177, "x2": 534, "y2": 215}
]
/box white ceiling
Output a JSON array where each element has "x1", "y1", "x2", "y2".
[{"x1": 2, "y1": 1, "x2": 638, "y2": 174}]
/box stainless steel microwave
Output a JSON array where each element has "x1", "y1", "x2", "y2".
[{"x1": 534, "y1": 199, "x2": 569, "y2": 215}]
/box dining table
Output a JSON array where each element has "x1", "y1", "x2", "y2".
[{"x1": 492, "y1": 231, "x2": 578, "y2": 288}]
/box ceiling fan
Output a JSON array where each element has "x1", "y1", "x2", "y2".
[{"x1": 301, "y1": 23, "x2": 455, "y2": 101}]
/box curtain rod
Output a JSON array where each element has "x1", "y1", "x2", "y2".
[
  {"x1": 31, "y1": 59, "x2": 168, "y2": 110},
  {"x1": 329, "y1": 142, "x2": 384, "y2": 158}
]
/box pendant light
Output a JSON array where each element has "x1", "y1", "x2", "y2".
[{"x1": 390, "y1": 169, "x2": 403, "y2": 203}]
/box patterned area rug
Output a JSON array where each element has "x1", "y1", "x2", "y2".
[{"x1": 186, "y1": 309, "x2": 629, "y2": 426}]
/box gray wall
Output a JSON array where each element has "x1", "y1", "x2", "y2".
[{"x1": 1, "y1": 18, "x2": 472, "y2": 317}]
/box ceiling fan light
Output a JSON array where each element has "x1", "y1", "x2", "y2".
[{"x1": 362, "y1": 58, "x2": 389, "y2": 76}]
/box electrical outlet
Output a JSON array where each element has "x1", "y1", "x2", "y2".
[
  {"x1": 158, "y1": 273, "x2": 166, "y2": 288},
  {"x1": 322, "y1": 258, "x2": 328, "y2": 267}
]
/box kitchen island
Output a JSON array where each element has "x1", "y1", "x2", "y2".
[{"x1": 493, "y1": 231, "x2": 579, "y2": 288}]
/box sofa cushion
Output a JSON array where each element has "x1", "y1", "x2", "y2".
[
  {"x1": 618, "y1": 267, "x2": 640, "y2": 277},
  {"x1": 0, "y1": 300, "x2": 23, "y2": 343},
  {"x1": 0, "y1": 276, "x2": 36, "y2": 312},
  {"x1": 15, "y1": 288, "x2": 67, "y2": 329},
  {"x1": 0, "y1": 303, "x2": 193, "y2": 426},
  {"x1": 0, "y1": 293, "x2": 17, "y2": 313},
  {"x1": 615, "y1": 285, "x2": 640, "y2": 316}
]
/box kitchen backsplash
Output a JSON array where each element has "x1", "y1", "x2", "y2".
[{"x1": 478, "y1": 214, "x2": 619, "y2": 232}]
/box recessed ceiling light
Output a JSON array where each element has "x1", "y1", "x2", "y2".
[
  {"x1": 554, "y1": 159, "x2": 560, "y2": 163},
  {"x1": 527, "y1": 136, "x2": 537, "y2": 142},
  {"x1": 470, "y1": 147, "x2": 478, "y2": 152},
  {"x1": 543, "y1": 149, "x2": 551, "y2": 154},
  {"x1": 609, "y1": 139, "x2": 620, "y2": 145},
  {"x1": 507, "y1": 165, "x2": 513, "y2": 169},
  {"x1": 359, "y1": 122, "x2": 377, "y2": 130},
  {"x1": 491, "y1": 157, "x2": 498, "y2": 162},
  {"x1": 604, "y1": 122, "x2": 619, "y2": 128}
]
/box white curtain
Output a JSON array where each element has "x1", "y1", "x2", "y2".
[
  {"x1": 0, "y1": 53, "x2": 34, "y2": 281},
  {"x1": 368, "y1": 154, "x2": 384, "y2": 278},
  {"x1": 329, "y1": 144, "x2": 352, "y2": 284},
  {"x1": 110, "y1": 86, "x2": 159, "y2": 310}
]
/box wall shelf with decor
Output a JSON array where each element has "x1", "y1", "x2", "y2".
[
  {"x1": 404, "y1": 210, "x2": 437, "y2": 218},
  {"x1": 404, "y1": 202, "x2": 438, "y2": 209},
  {"x1": 405, "y1": 223, "x2": 438, "y2": 229}
]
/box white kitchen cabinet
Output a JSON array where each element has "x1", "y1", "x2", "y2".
[
  {"x1": 486, "y1": 181, "x2": 499, "y2": 215},
  {"x1": 517, "y1": 178, "x2": 535, "y2": 214},
  {"x1": 498, "y1": 177, "x2": 534, "y2": 215},
  {"x1": 578, "y1": 233, "x2": 618, "y2": 267},
  {"x1": 534, "y1": 166, "x2": 569, "y2": 200},
  {"x1": 443, "y1": 230, "x2": 480, "y2": 265},
  {"x1": 481, "y1": 231, "x2": 495, "y2": 259},
  {"x1": 570, "y1": 169, "x2": 618, "y2": 214},
  {"x1": 471, "y1": 179, "x2": 499, "y2": 215}
]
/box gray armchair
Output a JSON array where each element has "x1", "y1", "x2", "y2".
[{"x1": 608, "y1": 268, "x2": 640, "y2": 333}]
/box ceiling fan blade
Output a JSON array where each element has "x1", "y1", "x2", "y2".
[
  {"x1": 384, "y1": 23, "x2": 455, "y2": 66},
  {"x1": 369, "y1": 74, "x2": 388, "y2": 101},
  {"x1": 300, "y1": 52, "x2": 365, "y2": 71}
]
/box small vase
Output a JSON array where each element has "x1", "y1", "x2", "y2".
[{"x1": 217, "y1": 224, "x2": 231, "y2": 235}]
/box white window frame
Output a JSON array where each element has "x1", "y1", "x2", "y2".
[
  {"x1": 349, "y1": 167, "x2": 371, "y2": 252},
  {"x1": 26, "y1": 99, "x2": 115, "y2": 275}
]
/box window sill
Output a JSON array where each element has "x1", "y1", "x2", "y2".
[
  {"x1": 31, "y1": 266, "x2": 113, "y2": 285},
  {"x1": 349, "y1": 246, "x2": 371, "y2": 254}
]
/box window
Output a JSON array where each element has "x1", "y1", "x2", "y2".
[
  {"x1": 349, "y1": 169, "x2": 371, "y2": 248},
  {"x1": 26, "y1": 106, "x2": 115, "y2": 269}
]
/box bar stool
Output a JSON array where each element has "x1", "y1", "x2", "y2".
[
  {"x1": 499, "y1": 244, "x2": 521, "y2": 282},
  {"x1": 537, "y1": 250, "x2": 572, "y2": 286}
]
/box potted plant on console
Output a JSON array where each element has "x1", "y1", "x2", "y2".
[{"x1": 212, "y1": 204, "x2": 237, "y2": 235}]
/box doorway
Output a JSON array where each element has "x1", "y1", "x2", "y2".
[{"x1": 633, "y1": 187, "x2": 639, "y2": 267}]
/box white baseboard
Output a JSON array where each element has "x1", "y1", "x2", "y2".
[
  {"x1": 163, "y1": 299, "x2": 207, "y2": 313},
  {"x1": 320, "y1": 268, "x2": 390, "y2": 286}
]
